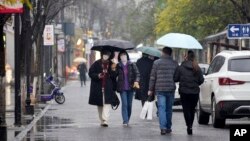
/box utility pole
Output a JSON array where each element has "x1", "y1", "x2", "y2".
[
  {"x1": 239, "y1": 38, "x2": 242, "y2": 51},
  {"x1": 14, "y1": 14, "x2": 21, "y2": 126}
]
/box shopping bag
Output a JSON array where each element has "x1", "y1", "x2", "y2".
[
  {"x1": 140, "y1": 101, "x2": 149, "y2": 119},
  {"x1": 146, "y1": 101, "x2": 154, "y2": 120}
]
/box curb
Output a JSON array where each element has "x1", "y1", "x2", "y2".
[{"x1": 14, "y1": 103, "x2": 51, "y2": 141}]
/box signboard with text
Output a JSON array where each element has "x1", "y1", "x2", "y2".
[
  {"x1": 227, "y1": 24, "x2": 250, "y2": 39},
  {"x1": 43, "y1": 25, "x2": 55, "y2": 46},
  {"x1": 0, "y1": 0, "x2": 23, "y2": 13},
  {"x1": 57, "y1": 39, "x2": 65, "y2": 52}
]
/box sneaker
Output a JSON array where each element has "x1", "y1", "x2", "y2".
[
  {"x1": 166, "y1": 129, "x2": 172, "y2": 134},
  {"x1": 161, "y1": 129, "x2": 167, "y2": 135},
  {"x1": 123, "y1": 123, "x2": 129, "y2": 127}
]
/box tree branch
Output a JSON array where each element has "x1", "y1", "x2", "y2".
[
  {"x1": 229, "y1": 0, "x2": 250, "y2": 22},
  {"x1": 0, "y1": 14, "x2": 11, "y2": 26}
]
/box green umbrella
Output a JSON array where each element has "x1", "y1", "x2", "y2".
[{"x1": 136, "y1": 46, "x2": 161, "y2": 58}]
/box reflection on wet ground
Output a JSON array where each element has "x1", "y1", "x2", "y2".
[{"x1": 23, "y1": 116, "x2": 75, "y2": 141}]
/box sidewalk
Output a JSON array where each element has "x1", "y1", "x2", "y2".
[
  {"x1": 20, "y1": 80, "x2": 232, "y2": 141},
  {"x1": 4, "y1": 83, "x2": 59, "y2": 141},
  {"x1": 6, "y1": 102, "x2": 50, "y2": 141}
]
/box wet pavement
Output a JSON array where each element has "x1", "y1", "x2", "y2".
[
  {"x1": 3, "y1": 83, "x2": 50, "y2": 141},
  {"x1": 21, "y1": 80, "x2": 250, "y2": 141}
]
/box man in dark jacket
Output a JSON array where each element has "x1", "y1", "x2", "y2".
[
  {"x1": 148, "y1": 47, "x2": 178, "y2": 135},
  {"x1": 88, "y1": 49, "x2": 116, "y2": 127},
  {"x1": 174, "y1": 50, "x2": 204, "y2": 135}
]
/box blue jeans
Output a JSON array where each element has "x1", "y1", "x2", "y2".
[
  {"x1": 120, "y1": 90, "x2": 134, "y2": 124},
  {"x1": 157, "y1": 91, "x2": 175, "y2": 130}
]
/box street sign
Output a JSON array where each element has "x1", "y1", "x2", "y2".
[
  {"x1": 57, "y1": 39, "x2": 65, "y2": 52},
  {"x1": 43, "y1": 25, "x2": 55, "y2": 46},
  {"x1": 227, "y1": 24, "x2": 250, "y2": 39}
]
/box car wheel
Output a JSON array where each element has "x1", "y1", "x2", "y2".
[
  {"x1": 196, "y1": 100, "x2": 210, "y2": 124},
  {"x1": 211, "y1": 97, "x2": 225, "y2": 128}
]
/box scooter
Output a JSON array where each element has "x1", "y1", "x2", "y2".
[{"x1": 40, "y1": 76, "x2": 65, "y2": 104}]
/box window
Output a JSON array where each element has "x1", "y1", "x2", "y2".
[
  {"x1": 207, "y1": 56, "x2": 225, "y2": 75},
  {"x1": 229, "y1": 58, "x2": 250, "y2": 72},
  {"x1": 213, "y1": 56, "x2": 225, "y2": 73}
]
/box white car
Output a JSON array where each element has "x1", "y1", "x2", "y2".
[
  {"x1": 174, "y1": 63, "x2": 209, "y2": 105},
  {"x1": 197, "y1": 51, "x2": 250, "y2": 128}
]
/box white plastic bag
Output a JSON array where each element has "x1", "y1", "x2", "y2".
[
  {"x1": 146, "y1": 102, "x2": 153, "y2": 120},
  {"x1": 140, "y1": 101, "x2": 149, "y2": 119}
]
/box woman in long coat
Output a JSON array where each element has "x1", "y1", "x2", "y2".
[
  {"x1": 88, "y1": 49, "x2": 116, "y2": 127},
  {"x1": 135, "y1": 54, "x2": 156, "y2": 106}
]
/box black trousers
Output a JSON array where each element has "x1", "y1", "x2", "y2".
[
  {"x1": 180, "y1": 93, "x2": 199, "y2": 128},
  {"x1": 80, "y1": 74, "x2": 86, "y2": 86}
]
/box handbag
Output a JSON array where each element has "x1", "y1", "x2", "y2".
[{"x1": 111, "y1": 92, "x2": 120, "y2": 110}]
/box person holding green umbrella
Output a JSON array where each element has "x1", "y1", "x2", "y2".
[{"x1": 135, "y1": 47, "x2": 160, "y2": 106}]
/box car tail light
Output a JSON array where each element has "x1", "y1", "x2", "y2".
[{"x1": 218, "y1": 77, "x2": 245, "y2": 85}]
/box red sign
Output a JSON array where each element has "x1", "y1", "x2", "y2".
[{"x1": 0, "y1": 0, "x2": 23, "y2": 13}]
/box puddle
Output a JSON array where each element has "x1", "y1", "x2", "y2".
[{"x1": 23, "y1": 116, "x2": 75, "y2": 141}]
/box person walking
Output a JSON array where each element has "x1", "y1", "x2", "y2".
[
  {"x1": 148, "y1": 47, "x2": 178, "y2": 135},
  {"x1": 77, "y1": 62, "x2": 87, "y2": 86},
  {"x1": 88, "y1": 49, "x2": 116, "y2": 127},
  {"x1": 174, "y1": 50, "x2": 204, "y2": 135},
  {"x1": 135, "y1": 54, "x2": 155, "y2": 106},
  {"x1": 116, "y1": 50, "x2": 140, "y2": 127}
]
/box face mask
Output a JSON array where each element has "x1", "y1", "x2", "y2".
[
  {"x1": 120, "y1": 55, "x2": 127, "y2": 62},
  {"x1": 103, "y1": 55, "x2": 109, "y2": 60}
]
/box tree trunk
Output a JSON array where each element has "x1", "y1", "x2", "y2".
[
  {"x1": 0, "y1": 24, "x2": 6, "y2": 126},
  {"x1": 0, "y1": 24, "x2": 5, "y2": 77},
  {"x1": 21, "y1": 3, "x2": 33, "y2": 114}
]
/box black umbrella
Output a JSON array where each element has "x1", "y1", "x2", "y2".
[{"x1": 91, "y1": 39, "x2": 135, "y2": 51}]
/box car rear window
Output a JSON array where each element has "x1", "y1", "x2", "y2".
[{"x1": 229, "y1": 58, "x2": 250, "y2": 72}]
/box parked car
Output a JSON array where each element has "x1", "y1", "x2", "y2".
[
  {"x1": 197, "y1": 51, "x2": 250, "y2": 128},
  {"x1": 174, "y1": 63, "x2": 209, "y2": 105}
]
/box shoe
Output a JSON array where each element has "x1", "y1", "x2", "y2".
[
  {"x1": 101, "y1": 123, "x2": 108, "y2": 127},
  {"x1": 187, "y1": 128, "x2": 192, "y2": 135},
  {"x1": 166, "y1": 129, "x2": 172, "y2": 134},
  {"x1": 123, "y1": 123, "x2": 129, "y2": 127},
  {"x1": 161, "y1": 129, "x2": 167, "y2": 135}
]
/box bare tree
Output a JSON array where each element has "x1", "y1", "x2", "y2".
[{"x1": 229, "y1": 0, "x2": 250, "y2": 22}]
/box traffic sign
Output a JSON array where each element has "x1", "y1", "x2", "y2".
[{"x1": 227, "y1": 24, "x2": 250, "y2": 39}]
